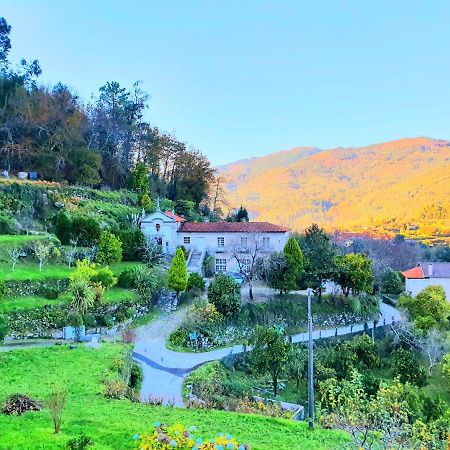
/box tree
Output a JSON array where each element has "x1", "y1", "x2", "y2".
[
  {"x1": 283, "y1": 237, "x2": 304, "y2": 292},
  {"x1": 230, "y1": 233, "x2": 264, "y2": 300},
  {"x1": 129, "y1": 161, "x2": 149, "y2": 192},
  {"x1": 33, "y1": 240, "x2": 59, "y2": 271},
  {"x1": 287, "y1": 345, "x2": 308, "y2": 388},
  {"x1": 398, "y1": 285, "x2": 450, "y2": 331},
  {"x1": 207, "y1": 273, "x2": 241, "y2": 317},
  {"x1": 96, "y1": 231, "x2": 123, "y2": 265},
  {"x1": 141, "y1": 236, "x2": 162, "y2": 266},
  {"x1": 226, "y1": 205, "x2": 249, "y2": 222},
  {"x1": 251, "y1": 326, "x2": 291, "y2": 396},
  {"x1": 168, "y1": 247, "x2": 188, "y2": 298},
  {"x1": 391, "y1": 348, "x2": 428, "y2": 387},
  {"x1": 334, "y1": 253, "x2": 374, "y2": 297},
  {"x1": 443, "y1": 353, "x2": 450, "y2": 381},
  {"x1": 7, "y1": 246, "x2": 26, "y2": 270},
  {"x1": 45, "y1": 390, "x2": 67, "y2": 434},
  {"x1": 299, "y1": 224, "x2": 336, "y2": 302},
  {"x1": 53, "y1": 212, "x2": 72, "y2": 245},
  {"x1": 381, "y1": 269, "x2": 404, "y2": 295}
]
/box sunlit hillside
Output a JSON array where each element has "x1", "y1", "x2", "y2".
[{"x1": 219, "y1": 137, "x2": 450, "y2": 242}]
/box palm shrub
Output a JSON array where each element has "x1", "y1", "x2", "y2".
[
  {"x1": 69, "y1": 279, "x2": 96, "y2": 314},
  {"x1": 168, "y1": 247, "x2": 188, "y2": 298},
  {"x1": 96, "y1": 231, "x2": 123, "y2": 265}
]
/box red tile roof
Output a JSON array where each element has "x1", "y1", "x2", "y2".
[
  {"x1": 164, "y1": 210, "x2": 186, "y2": 223},
  {"x1": 178, "y1": 221, "x2": 290, "y2": 233},
  {"x1": 402, "y1": 266, "x2": 424, "y2": 279}
]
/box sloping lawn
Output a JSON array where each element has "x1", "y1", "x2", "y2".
[
  {"x1": 0, "y1": 345, "x2": 348, "y2": 450},
  {"x1": 0, "y1": 261, "x2": 143, "y2": 281},
  {"x1": 0, "y1": 288, "x2": 138, "y2": 313}
]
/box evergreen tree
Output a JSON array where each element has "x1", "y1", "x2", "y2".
[
  {"x1": 283, "y1": 236, "x2": 304, "y2": 291},
  {"x1": 168, "y1": 247, "x2": 188, "y2": 298}
]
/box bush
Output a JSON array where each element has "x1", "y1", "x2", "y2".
[
  {"x1": 381, "y1": 270, "x2": 405, "y2": 295},
  {"x1": 53, "y1": 212, "x2": 72, "y2": 245},
  {"x1": 45, "y1": 389, "x2": 67, "y2": 434},
  {"x1": 0, "y1": 280, "x2": 8, "y2": 299},
  {"x1": 118, "y1": 268, "x2": 136, "y2": 288},
  {"x1": 0, "y1": 212, "x2": 16, "y2": 235},
  {"x1": 168, "y1": 328, "x2": 189, "y2": 348},
  {"x1": 66, "y1": 434, "x2": 94, "y2": 450},
  {"x1": 91, "y1": 266, "x2": 117, "y2": 289},
  {"x1": 41, "y1": 287, "x2": 59, "y2": 300},
  {"x1": 129, "y1": 363, "x2": 143, "y2": 389},
  {"x1": 2, "y1": 394, "x2": 41, "y2": 415},
  {"x1": 203, "y1": 255, "x2": 216, "y2": 277},
  {"x1": 118, "y1": 228, "x2": 145, "y2": 261},
  {"x1": 104, "y1": 379, "x2": 128, "y2": 399},
  {"x1": 391, "y1": 348, "x2": 428, "y2": 387},
  {"x1": 0, "y1": 315, "x2": 9, "y2": 343},
  {"x1": 69, "y1": 279, "x2": 96, "y2": 314},
  {"x1": 207, "y1": 274, "x2": 241, "y2": 317},
  {"x1": 187, "y1": 272, "x2": 206, "y2": 291},
  {"x1": 71, "y1": 216, "x2": 101, "y2": 247},
  {"x1": 67, "y1": 312, "x2": 83, "y2": 327},
  {"x1": 96, "y1": 231, "x2": 123, "y2": 265},
  {"x1": 82, "y1": 313, "x2": 97, "y2": 329}
]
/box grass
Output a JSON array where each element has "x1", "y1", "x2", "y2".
[
  {"x1": 0, "y1": 345, "x2": 348, "y2": 450},
  {"x1": 0, "y1": 261, "x2": 143, "y2": 281},
  {"x1": 0, "y1": 288, "x2": 138, "y2": 313}
]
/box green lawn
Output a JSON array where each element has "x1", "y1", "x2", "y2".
[
  {"x1": 0, "y1": 345, "x2": 348, "y2": 450},
  {"x1": 0, "y1": 288, "x2": 138, "y2": 313},
  {"x1": 0, "y1": 261, "x2": 143, "y2": 281}
]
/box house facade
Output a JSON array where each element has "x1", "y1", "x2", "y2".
[
  {"x1": 140, "y1": 207, "x2": 290, "y2": 273},
  {"x1": 402, "y1": 262, "x2": 450, "y2": 300}
]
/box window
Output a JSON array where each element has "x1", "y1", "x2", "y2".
[
  {"x1": 155, "y1": 223, "x2": 161, "y2": 232},
  {"x1": 183, "y1": 236, "x2": 191, "y2": 244},
  {"x1": 263, "y1": 237, "x2": 270, "y2": 248},
  {"x1": 241, "y1": 237, "x2": 248, "y2": 247},
  {"x1": 217, "y1": 237, "x2": 225, "y2": 248},
  {"x1": 242, "y1": 258, "x2": 251, "y2": 272},
  {"x1": 215, "y1": 258, "x2": 227, "y2": 273}
]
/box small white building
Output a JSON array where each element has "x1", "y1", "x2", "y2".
[
  {"x1": 402, "y1": 262, "x2": 450, "y2": 300},
  {"x1": 140, "y1": 206, "x2": 290, "y2": 274}
]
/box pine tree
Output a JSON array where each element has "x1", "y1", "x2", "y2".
[
  {"x1": 283, "y1": 236, "x2": 304, "y2": 291},
  {"x1": 168, "y1": 247, "x2": 188, "y2": 298}
]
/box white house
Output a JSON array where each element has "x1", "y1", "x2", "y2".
[
  {"x1": 402, "y1": 262, "x2": 450, "y2": 300},
  {"x1": 140, "y1": 205, "x2": 290, "y2": 274}
]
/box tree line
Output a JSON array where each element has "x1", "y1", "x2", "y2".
[{"x1": 0, "y1": 17, "x2": 214, "y2": 206}]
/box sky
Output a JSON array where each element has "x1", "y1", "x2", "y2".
[{"x1": 2, "y1": 1, "x2": 450, "y2": 165}]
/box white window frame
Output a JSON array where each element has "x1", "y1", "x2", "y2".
[
  {"x1": 183, "y1": 236, "x2": 191, "y2": 244},
  {"x1": 215, "y1": 258, "x2": 227, "y2": 273},
  {"x1": 217, "y1": 236, "x2": 225, "y2": 248},
  {"x1": 241, "y1": 236, "x2": 248, "y2": 247},
  {"x1": 263, "y1": 237, "x2": 270, "y2": 248}
]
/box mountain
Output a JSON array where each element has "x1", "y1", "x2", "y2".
[{"x1": 219, "y1": 137, "x2": 450, "y2": 240}]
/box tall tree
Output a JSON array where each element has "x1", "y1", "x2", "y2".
[
  {"x1": 333, "y1": 253, "x2": 374, "y2": 297},
  {"x1": 283, "y1": 236, "x2": 304, "y2": 292},
  {"x1": 299, "y1": 224, "x2": 336, "y2": 302},
  {"x1": 168, "y1": 247, "x2": 188, "y2": 298}
]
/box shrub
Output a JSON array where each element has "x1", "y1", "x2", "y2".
[
  {"x1": 118, "y1": 228, "x2": 145, "y2": 261},
  {"x1": 189, "y1": 302, "x2": 223, "y2": 325},
  {"x1": 139, "y1": 193, "x2": 151, "y2": 210},
  {"x1": 71, "y1": 216, "x2": 101, "y2": 247},
  {"x1": 0, "y1": 212, "x2": 16, "y2": 235},
  {"x1": 0, "y1": 315, "x2": 9, "y2": 343},
  {"x1": 187, "y1": 272, "x2": 206, "y2": 291},
  {"x1": 66, "y1": 434, "x2": 94, "y2": 450},
  {"x1": 391, "y1": 348, "x2": 428, "y2": 387},
  {"x1": 118, "y1": 268, "x2": 136, "y2": 288},
  {"x1": 0, "y1": 280, "x2": 8, "y2": 299},
  {"x1": 67, "y1": 312, "x2": 83, "y2": 327},
  {"x1": 208, "y1": 274, "x2": 241, "y2": 317},
  {"x1": 168, "y1": 328, "x2": 189, "y2": 348},
  {"x1": 53, "y1": 212, "x2": 72, "y2": 245},
  {"x1": 168, "y1": 247, "x2": 188, "y2": 298},
  {"x1": 96, "y1": 231, "x2": 123, "y2": 265},
  {"x1": 91, "y1": 266, "x2": 117, "y2": 289},
  {"x1": 45, "y1": 389, "x2": 67, "y2": 434},
  {"x1": 41, "y1": 287, "x2": 59, "y2": 300},
  {"x1": 69, "y1": 279, "x2": 96, "y2": 314},
  {"x1": 129, "y1": 363, "x2": 143, "y2": 389},
  {"x1": 2, "y1": 394, "x2": 41, "y2": 415},
  {"x1": 132, "y1": 266, "x2": 159, "y2": 302},
  {"x1": 82, "y1": 313, "x2": 97, "y2": 329},
  {"x1": 203, "y1": 255, "x2": 215, "y2": 277},
  {"x1": 381, "y1": 269, "x2": 405, "y2": 295},
  {"x1": 104, "y1": 379, "x2": 128, "y2": 399}
]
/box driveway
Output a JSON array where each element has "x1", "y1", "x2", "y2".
[{"x1": 133, "y1": 301, "x2": 403, "y2": 407}]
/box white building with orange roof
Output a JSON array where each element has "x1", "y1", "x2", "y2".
[{"x1": 402, "y1": 262, "x2": 450, "y2": 300}]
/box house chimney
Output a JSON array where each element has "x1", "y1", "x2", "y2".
[{"x1": 428, "y1": 263, "x2": 433, "y2": 277}]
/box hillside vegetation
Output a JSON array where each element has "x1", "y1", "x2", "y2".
[{"x1": 220, "y1": 137, "x2": 450, "y2": 242}]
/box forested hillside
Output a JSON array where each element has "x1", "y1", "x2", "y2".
[
  {"x1": 220, "y1": 137, "x2": 450, "y2": 242},
  {"x1": 0, "y1": 18, "x2": 214, "y2": 208}
]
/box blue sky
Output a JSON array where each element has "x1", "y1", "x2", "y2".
[{"x1": 2, "y1": 1, "x2": 450, "y2": 165}]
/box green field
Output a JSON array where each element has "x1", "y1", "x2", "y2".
[
  {"x1": 0, "y1": 261, "x2": 143, "y2": 281},
  {"x1": 0, "y1": 345, "x2": 348, "y2": 450},
  {"x1": 0, "y1": 288, "x2": 138, "y2": 313}
]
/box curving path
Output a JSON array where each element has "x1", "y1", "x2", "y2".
[{"x1": 133, "y1": 302, "x2": 403, "y2": 407}]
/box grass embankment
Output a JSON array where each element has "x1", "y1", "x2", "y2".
[
  {"x1": 0, "y1": 345, "x2": 348, "y2": 450},
  {"x1": 0, "y1": 261, "x2": 142, "y2": 281},
  {"x1": 0, "y1": 288, "x2": 138, "y2": 313}
]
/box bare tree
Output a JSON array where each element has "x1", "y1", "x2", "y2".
[
  {"x1": 33, "y1": 241, "x2": 51, "y2": 271},
  {"x1": 7, "y1": 246, "x2": 26, "y2": 270},
  {"x1": 64, "y1": 237, "x2": 79, "y2": 268},
  {"x1": 230, "y1": 233, "x2": 265, "y2": 300}
]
